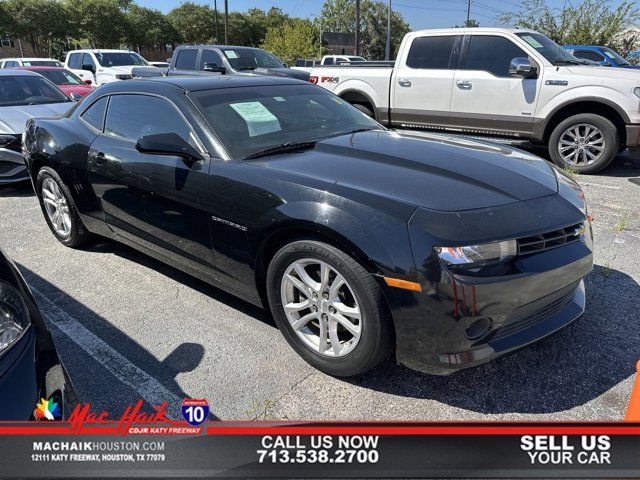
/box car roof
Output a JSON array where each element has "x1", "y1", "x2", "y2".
[
  {"x1": 0, "y1": 69, "x2": 41, "y2": 77},
  {"x1": 409, "y1": 27, "x2": 537, "y2": 36},
  {"x1": 16, "y1": 66, "x2": 65, "y2": 70},
  {"x1": 101, "y1": 75, "x2": 308, "y2": 93},
  {"x1": 0, "y1": 57, "x2": 59, "y2": 61},
  {"x1": 67, "y1": 49, "x2": 137, "y2": 54},
  {"x1": 175, "y1": 45, "x2": 263, "y2": 50}
]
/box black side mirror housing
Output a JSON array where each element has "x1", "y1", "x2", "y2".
[
  {"x1": 203, "y1": 62, "x2": 226, "y2": 74},
  {"x1": 135, "y1": 133, "x2": 204, "y2": 163},
  {"x1": 81, "y1": 63, "x2": 95, "y2": 74}
]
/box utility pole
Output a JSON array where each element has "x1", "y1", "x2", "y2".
[
  {"x1": 214, "y1": 0, "x2": 219, "y2": 43},
  {"x1": 355, "y1": 0, "x2": 360, "y2": 56},
  {"x1": 224, "y1": 0, "x2": 229, "y2": 44},
  {"x1": 385, "y1": 0, "x2": 391, "y2": 60},
  {"x1": 466, "y1": 0, "x2": 471, "y2": 24}
]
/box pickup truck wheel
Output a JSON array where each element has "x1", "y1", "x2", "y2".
[
  {"x1": 352, "y1": 103, "x2": 375, "y2": 118},
  {"x1": 266, "y1": 240, "x2": 393, "y2": 377},
  {"x1": 548, "y1": 113, "x2": 619, "y2": 174}
]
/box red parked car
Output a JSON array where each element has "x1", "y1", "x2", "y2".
[{"x1": 17, "y1": 66, "x2": 94, "y2": 97}]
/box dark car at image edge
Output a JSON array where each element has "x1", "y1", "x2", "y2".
[
  {"x1": 0, "y1": 247, "x2": 76, "y2": 420},
  {"x1": 22, "y1": 75, "x2": 593, "y2": 376}
]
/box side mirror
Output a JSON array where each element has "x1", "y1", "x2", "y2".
[
  {"x1": 83, "y1": 79, "x2": 92, "y2": 85},
  {"x1": 509, "y1": 57, "x2": 536, "y2": 78},
  {"x1": 203, "y1": 62, "x2": 226, "y2": 74},
  {"x1": 69, "y1": 92, "x2": 83, "y2": 101},
  {"x1": 135, "y1": 133, "x2": 204, "y2": 163},
  {"x1": 282, "y1": 63, "x2": 289, "y2": 68},
  {"x1": 599, "y1": 60, "x2": 611, "y2": 67},
  {"x1": 81, "y1": 63, "x2": 95, "y2": 74}
]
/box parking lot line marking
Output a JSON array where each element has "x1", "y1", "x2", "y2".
[{"x1": 32, "y1": 289, "x2": 184, "y2": 415}]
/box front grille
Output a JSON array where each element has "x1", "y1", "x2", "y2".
[
  {"x1": 517, "y1": 223, "x2": 584, "y2": 255},
  {"x1": 492, "y1": 287, "x2": 577, "y2": 341}
]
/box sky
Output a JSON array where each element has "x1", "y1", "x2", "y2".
[{"x1": 136, "y1": 0, "x2": 626, "y2": 29}]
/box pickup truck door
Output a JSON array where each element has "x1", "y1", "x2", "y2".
[
  {"x1": 449, "y1": 34, "x2": 540, "y2": 138},
  {"x1": 390, "y1": 35, "x2": 461, "y2": 128}
]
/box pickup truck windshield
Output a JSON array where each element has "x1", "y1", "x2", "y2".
[
  {"x1": 95, "y1": 52, "x2": 148, "y2": 67},
  {"x1": 190, "y1": 84, "x2": 382, "y2": 159},
  {"x1": 222, "y1": 48, "x2": 284, "y2": 70},
  {"x1": 516, "y1": 32, "x2": 585, "y2": 65},
  {"x1": 0, "y1": 76, "x2": 70, "y2": 106}
]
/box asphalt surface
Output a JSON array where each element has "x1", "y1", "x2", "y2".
[{"x1": 0, "y1": 148, "x2": 639, "y2": 421}]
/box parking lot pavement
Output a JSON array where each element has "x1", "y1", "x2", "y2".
[{"x1": 0, "y1": 150, "x2": 639, "y2": 421}]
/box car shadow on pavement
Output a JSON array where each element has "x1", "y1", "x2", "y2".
[
  {"x1": 84, "y1": 239, "x2": 275, "y2": 327},
  {"x1": 18, "y1": 264, "x2": 219, "y2": 420},
  {"x1": 0, "y1": 181, "x2": 34, "y2": 197},
  {"x1": 346, "y1": 265, "x2": 640, "y2": 415}
]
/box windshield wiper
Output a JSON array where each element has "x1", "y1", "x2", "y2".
[
  {"x1": 244, "y1": 140, "x2": 318, "y2": 159},
  {"x1": 553, "y1": 59, "x2": 583, "y2": 65}
]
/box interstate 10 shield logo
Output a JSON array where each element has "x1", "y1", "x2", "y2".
[{"x1": 181, "y1": 399, "x2": 209, "y2": 426}]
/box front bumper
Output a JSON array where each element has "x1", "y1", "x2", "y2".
[
  {"x1": 0, "y1": 147, "x2": 29, "y2": 184},
  {"x1": 625, "y1": 124, "x2": 640, "y2": 148}
]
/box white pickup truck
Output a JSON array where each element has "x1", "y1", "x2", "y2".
[{"x1": 310, "y1": 28, "x2": 640, "y2": 173}]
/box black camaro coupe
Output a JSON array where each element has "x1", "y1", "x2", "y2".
[{"x1": 23, "y1": 76, "x2": 593, "y2": 376}]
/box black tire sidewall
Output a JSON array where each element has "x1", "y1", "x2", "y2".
[
  {"x1": 266, "y1": 240, "x2": 390, "y2": 377},
  {"x1": 548, "y1": 113, "x2": 619, "y2": 174},
  {"x1": 36, "y1": 167, "x2": 87, "y2": 247},
  {"x1": 352, "y1": 103, "x2": 375, "y2": 119}
]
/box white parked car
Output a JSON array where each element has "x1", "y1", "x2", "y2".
[
  {"x1": 0, "y1": 57, "x2": 63, "y2": 68},
  {"x1": 310, "y1": 27, "x2": 640, "y2": 173},
  {"x1": 64, "y1": 49, "x2": 162, "y2": 85}
]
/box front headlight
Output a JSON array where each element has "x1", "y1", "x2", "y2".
[
  {"x1": 435, "y1": 239, "x2": 517, "y2": 268},
  {"x1": 0, "y1": 281, "x2": 30, "y2": 352},
  {"x1": 634, "y1": 87, "x2": 640, "y2": 98}
]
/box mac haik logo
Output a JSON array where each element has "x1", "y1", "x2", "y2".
[{"x1": 34, "y1": 397, "x2": 61, "y2": 420}]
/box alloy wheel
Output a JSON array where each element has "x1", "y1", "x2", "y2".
[
  {"x1": 280, "y1": 258, "x2": 362, "y2": 357},
  {"x1": 558, "y1": 123, "x2": 606, "y2": 166},
  {"x1": 41, "y1": 177, "x2": 72, "y2": 237}
]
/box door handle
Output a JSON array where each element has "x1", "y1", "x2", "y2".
[
  {"x1": 456, "y1": 80, "x2": 472, "y2": 90},
  {"x1": 398, "y1": 78, "x2": 412, "y2": 87},
  {"x1": 94, "y1": 152, "x2": 107, "y2": 166}
]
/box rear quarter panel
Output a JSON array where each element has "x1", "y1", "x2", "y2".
[{"x1": 311, "y1": 67, "x2": 392, "y2": 111}]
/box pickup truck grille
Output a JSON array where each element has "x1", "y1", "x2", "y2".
[{"x1": 517, "y1": 223, "x2": 584, "y2": 255}]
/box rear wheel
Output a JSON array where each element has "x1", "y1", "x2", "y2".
[
  {"x1": 352, "y1": 103, "x2": 375, "y2": 118},
  {"x1": 266, "y1": 240, "x2": 392, "y2": 377},
  {"x1": 548, "y1": 113, "x2": 619, "y2": 174},
  {"x1": 36, "y1": 167, "x2": 90, "y2": 247}
]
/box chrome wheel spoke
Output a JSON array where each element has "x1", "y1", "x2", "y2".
[
  {"x1": 328, "y1": 321, "x2": 342, "y2": 356},
  {"x1": 318, "y1": 315, "x2": 328, "y2": 354},
  {"x1": 328, "y1": 273, "x2": 345, "y2": 301},
  {"x1": 285, "y1": 273, "x2": 311, "y2": 296},
  {"x1": 284, "y1": 299, "x2": 310, "y2": 314},
  {"x1": 293, "y1": 263, "x2": 320, "y2": 292},
  {"x1": 331, "y1": 312, "x2": 360, "y2": 338},
  {"x1": 43, "y1": 197, "x2": 57, "y2": 208},
  {"x1": 333, "y1": 301, "x2": 361, "y2": 320},
  {"x1": 291, "y1": 312, "x2": 317, "y2": 331}
]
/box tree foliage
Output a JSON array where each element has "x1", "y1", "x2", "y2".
[
  {"x1": 261, "y1": 18, "x2": 325, "y2": 64},
  {"x1": 166, "y1": 2, "x2": 216, "y2": 45},
  {"x1": 319, "y1": 0, "x2": 410, "y2": 59},
  {"x1": 126, "y1": 5, "x2": 177, "y2": 51},
  {"x1": 500, "y1": 0, "x2": 640, "y2": 47}
]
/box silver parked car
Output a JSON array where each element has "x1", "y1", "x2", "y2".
[{"x1": 0, "y1": 70, "x2": 73, "y2": 184}]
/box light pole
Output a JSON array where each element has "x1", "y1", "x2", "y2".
[
  {"x1": 466, "y1": 0, "x2": 471, "y2": 24},
  {"x1": 355, "y1": 0, "x2": 360, "y2": 56},
  {"x1": 214, "y1": 0, "x2": 219, "y2": 42},
  {"x1": 385, "y1": 0, "x2": 391, "y2": 60},
  {"x1": 224, "y1": 0, "x2": 229, "y2": 44}
]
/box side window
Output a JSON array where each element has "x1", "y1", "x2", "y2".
[
  {"x1": 105, "y1": 95, "x2": 192, "y2": 144},
  {"x1": 175, "y1": 49, "x2": 198, "y2": 70},
  {"x1": 463, "y1": 35, "x2": 528, "y2": 77},
  {"x1": 81, "y1": 96, "x2": 109, "y2": 131},
  {"x1": 573, "y1": 50, "x2": 604, "y2": 62},
  {"x1": 199, "y1": 49, "x2": 223, "y2": 69},
  {"x1": 324, "y1": 57, "x2": 334, "y2": 65},
  {"x1": 406, "y1": 36, "x2": 457, "y2": 69},
  {"x1": 68, "y1": 53, "x2": 81, "y2": 69},
  {"x1": 82, "y1": 53, "x2": 95, "y2": 68}
]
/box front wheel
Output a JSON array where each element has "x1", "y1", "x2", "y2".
[
  {"x1": 548, "y1": 113, "x2": 619, "y2": 174},
  {"x1": 266, "y1": 240, "x2": 393, "y2": 377}
]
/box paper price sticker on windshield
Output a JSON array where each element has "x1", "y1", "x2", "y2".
[{"x1": 230, "y1": 101, "x2": 281, "y2": 137}]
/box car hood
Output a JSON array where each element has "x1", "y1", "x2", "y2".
[
  {"x1": 565, "y1": 65, "x2": 640, "y2": 80},
  {"x1": 0, "y1": 102, "x2": 72, "y2": 134},
  {"x1": 253, "y1": 67, "x2": 310, "y2": 81},
  {"x1": 251, "y1": 130, "x2": 558, "y2": 212},
  {"x1": 58, "y1": 84, "x2": 94, "y2": 96}
]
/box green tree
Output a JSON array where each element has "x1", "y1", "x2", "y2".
[
  {"x1": 66, "y1": 0, "x2": 130, "y2": 48},
  {"x1": 167, "y1": 2, "x2": 216, "y2": 44},
  {"x1": 0, "y1": 0, "x2": 70, "y2": 57},
  {"x1": 319, "y1": 0, "x2": 410, "y2": 60},
  {"x1": 500, "y1": 0, "x2": 640, "y2": 47},
  {"x1": 455, "y1": 19, "x2": 480, "y2": 28},
  {"x1": 261, "y1": 18, "x2": 325, "y2": 64},
  {"x1": 126, "y1": 5, "x2": 178, "y2": 51}
]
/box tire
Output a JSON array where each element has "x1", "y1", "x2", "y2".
[
  {"x1": 352, "y1": 103, "x2": 375, "y2": 119},
  {"x1": 548, "y1": 113, "x2": 619, "y2": 174},
  {"x1": 36, "y1": 167, "x2": 91, "y2": 248},
  {"x1": 266, "y1": 240, "x2": 393, "y2": 377}
]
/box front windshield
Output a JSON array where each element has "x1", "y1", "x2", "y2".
[
  {"x1": 38, "y1": 69, "x2": 83, "y2": 85},
  {"x1": 23, "y1": 60, "x2": 62, "y2": 67},
  {"x1": 516, "y1": 32, "x2": 584, "y2": 65},
  {"x1": 222, "y1": 48, "x2": 284, "y2": 70},
  {"x1": 0, "y1": 75, "x2": 70, "y2": 106},
  {"x1": 601, "y1": 47, "x2": 630, "y2": 65},
  {"x1": 95, "y1": 52, "x2": 148, "y2": 67},
  {"x1": 190, "y1": 84, "x2": 383, "y2": 159}
]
